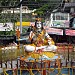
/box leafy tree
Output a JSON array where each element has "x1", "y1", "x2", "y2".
[{"x1": 34, "y1": 0, "x2": 62, "y2": 18}]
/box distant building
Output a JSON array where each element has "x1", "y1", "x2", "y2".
[{"x1": 64, "y1": 0, "x2": 75, "y2": 13}]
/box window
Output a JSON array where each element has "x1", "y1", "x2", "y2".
[{"x1": 54, "y1": 13, "x2": 68, "y2": 20}]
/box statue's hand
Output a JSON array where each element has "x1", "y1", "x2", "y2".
[
  {"x1": 48, "y1": 41, "x2": 52, "y2": 45},
  {"x1": 48, "y1": 39, "x2": 55, "y2": 45}
]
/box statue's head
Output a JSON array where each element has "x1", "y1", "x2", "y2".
[{"x1": 35, "y1": 18, "x2": 43, "y2": 29}]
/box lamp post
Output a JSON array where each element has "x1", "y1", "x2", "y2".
[{"x1": 20, "y1": 0, "x2": 22, "y2": 34}]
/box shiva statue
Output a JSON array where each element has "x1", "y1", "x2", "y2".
[{"x1": 24, "y1": 18, "x2": 57, "y2": 52}]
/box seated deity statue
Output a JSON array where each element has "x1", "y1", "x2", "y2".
[{"x1": 24, "y1": 19, "x2": 57, "y2": 52}]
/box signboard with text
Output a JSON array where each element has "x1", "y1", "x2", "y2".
[
  {"x1": 44, "y1": 26, "x2": 63, "y2": 35},
  {"x1": 0, "y1": 23, "x2": 13, "y2": 31},
  {"x1": 65, "y1": 29, "x2": 75, "y2": 36}
]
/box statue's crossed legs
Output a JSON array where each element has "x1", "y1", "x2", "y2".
[{"x1": 24, "y1": 45, "x2": 57, "y2": 52}]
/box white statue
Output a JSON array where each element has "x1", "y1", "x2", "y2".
[{"x1": 24, "y1": 19, "x2": 57, "y2": 52}]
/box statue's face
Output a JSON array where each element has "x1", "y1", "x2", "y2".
[{"x1": 36, "y1": 21, "x2": 42, "y2": 29}]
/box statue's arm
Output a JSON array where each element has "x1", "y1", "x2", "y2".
[{"x1": 45, "y1": 32, "x2": 55, "y2": 45}]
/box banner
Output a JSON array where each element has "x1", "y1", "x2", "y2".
[
  {"x1": 0, "y1": 23, "x2": 13, "y2": 31},
  {"x1": 44, "y1": 26, "x2": 63, "y2": 35},
  {"x1": 65, "y1": 29, "x2": 75, "y2": 36},
  {"x1": 51, "y1": 20, "x2": 69, "y2": 28},
  {"x1": 15, "y1": 22, "x2": 30, "y2": 26}
]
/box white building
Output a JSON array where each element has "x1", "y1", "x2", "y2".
[{"x1": 1, "y1": 6, "x2": 36, "y2": 14}]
